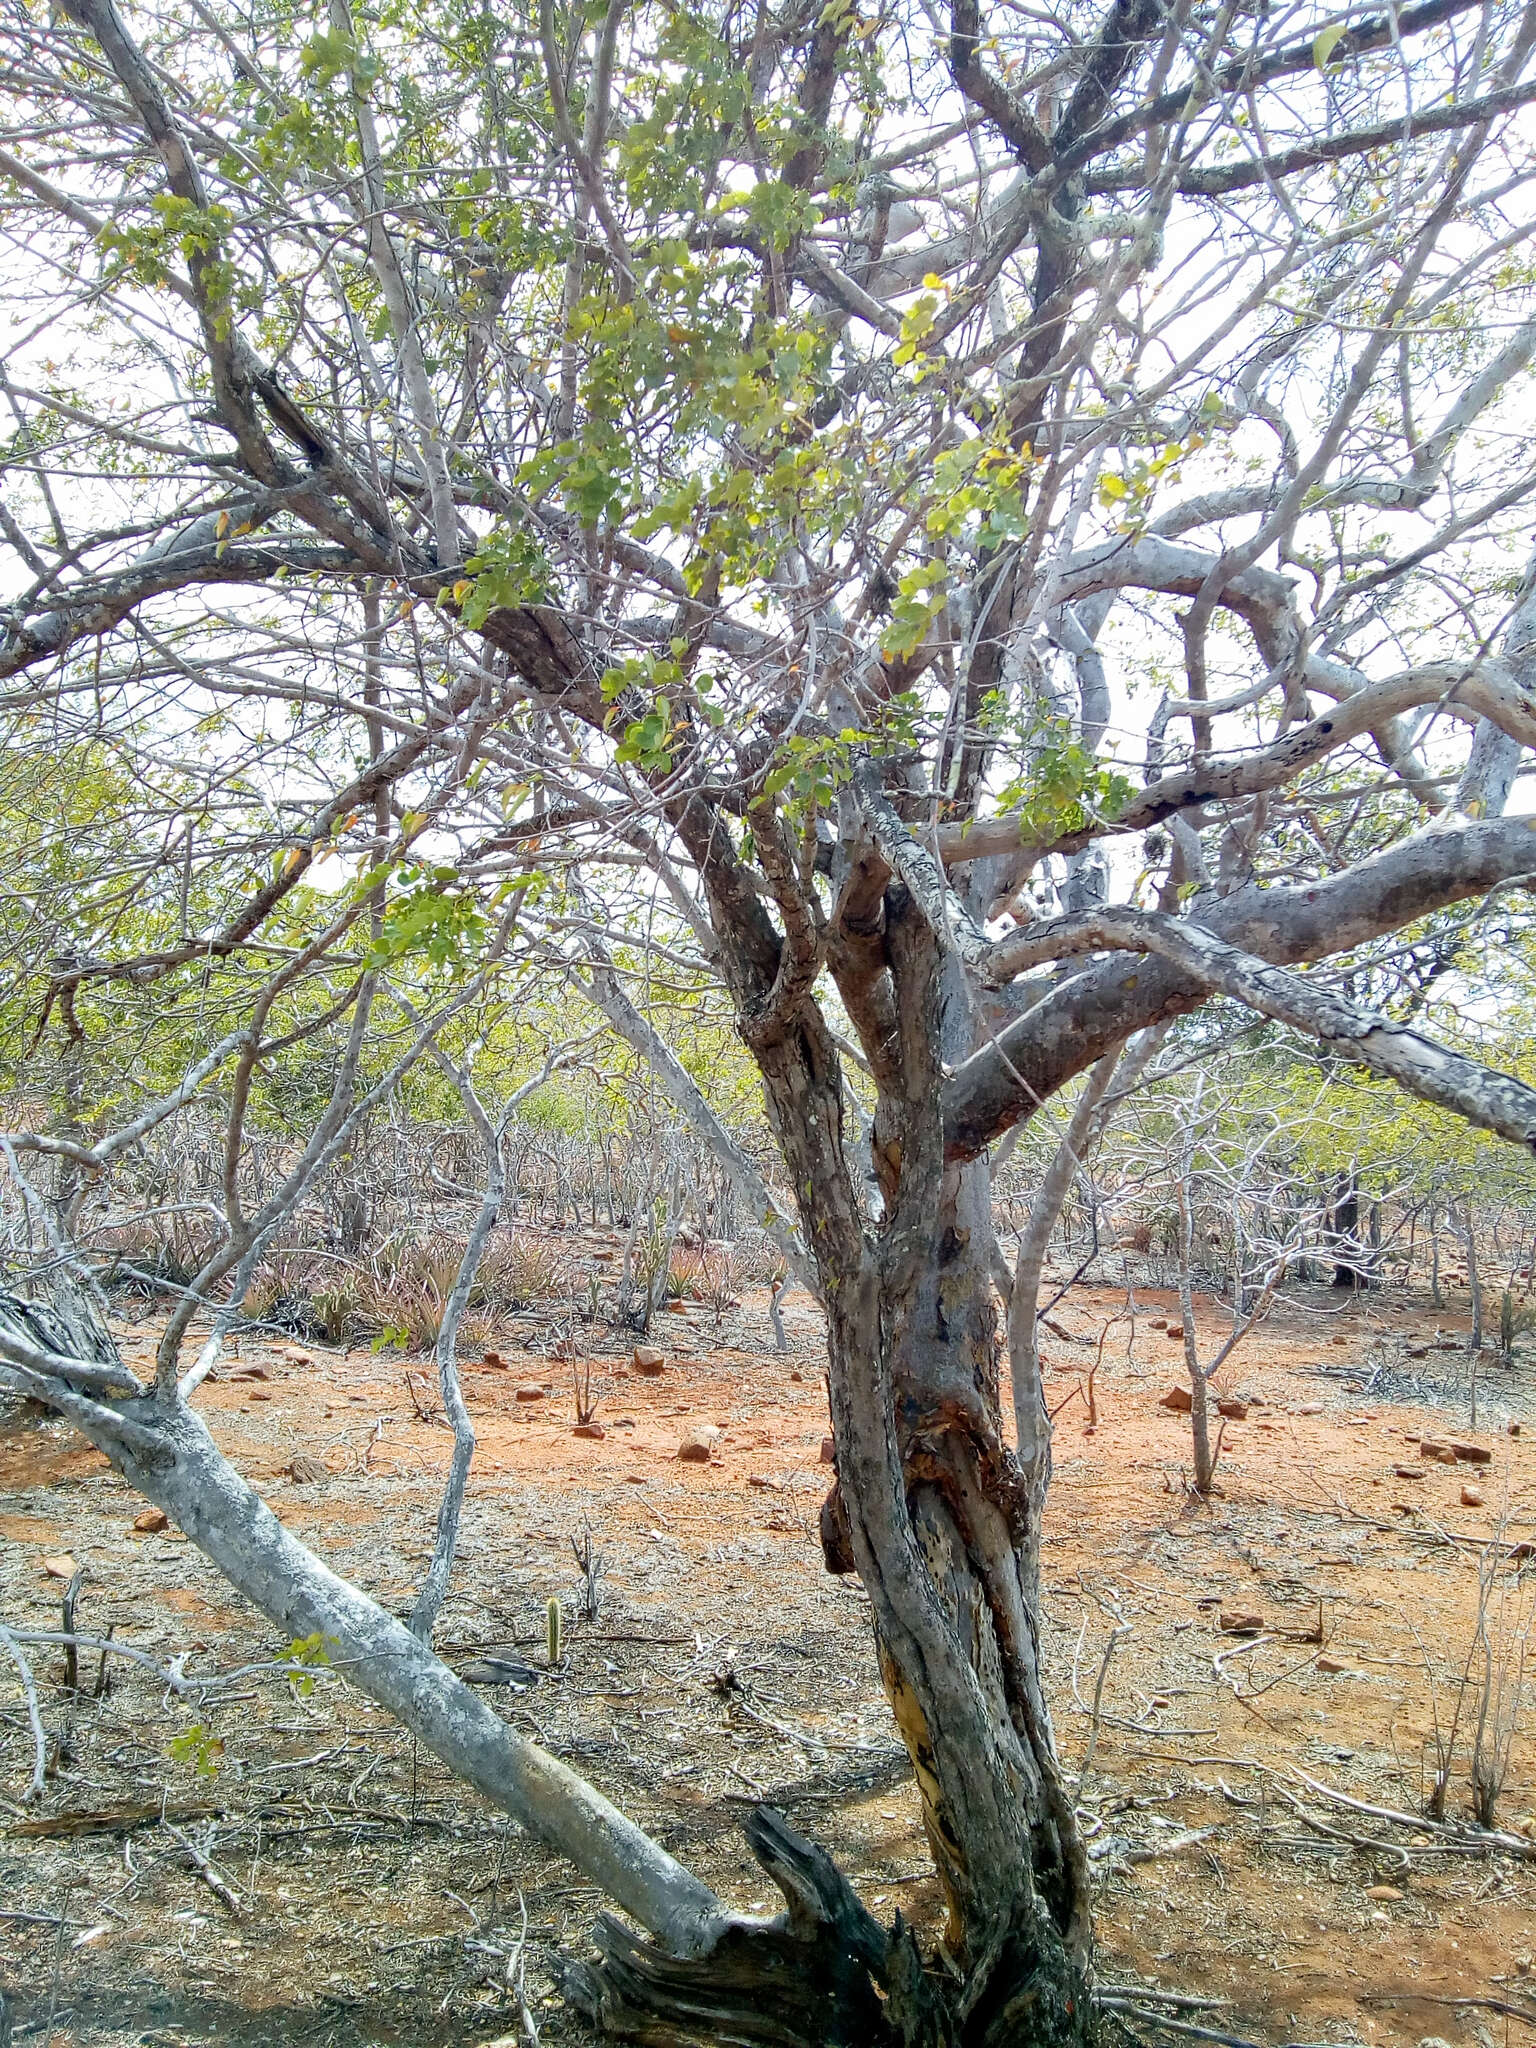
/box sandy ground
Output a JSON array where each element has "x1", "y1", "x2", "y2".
[{"x1": 2, "y1": 1259, "x2": 1534, "y2": 2048}]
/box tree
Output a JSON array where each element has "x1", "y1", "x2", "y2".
[{"x1": 6, "y1": 0, "x2": 1536, "y2": 2036}]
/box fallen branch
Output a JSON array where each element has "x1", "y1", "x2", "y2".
[
  {"x1": 161, "y1": 1817, "x2": 243, "y2": 1916},
  {"x1": 0, "y1": 1624, "x2": 46, "y2": 1801}
]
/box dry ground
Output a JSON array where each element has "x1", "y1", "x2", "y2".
[{"x1": 2, "y1": 1254, "x2": 1535, "y2": 2048}]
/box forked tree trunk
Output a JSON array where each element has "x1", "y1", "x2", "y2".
[{"x1": 571, "y1": 868, "x2": 1097, "y2": 2044}]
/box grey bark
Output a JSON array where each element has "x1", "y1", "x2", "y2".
[
  {"x1": 945, "y1": 816, "x2": 1536, "y2": 1157},
  {"x1": 0, "y1": 1296, "x2": 724, "y2": 1956}
]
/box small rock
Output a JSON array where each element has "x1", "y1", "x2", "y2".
[
  {"x1": 132, "y1": 1508, "x2": 169, "y2": 1534},
  {"x1": 748, "y1": 1474, "x2": 778, "y2": 1491},
  {"x1": 1365, "y1": 1884, "x2": 1403, "y2": 1902},
  {"x1": 1392, "y1": 1465, "x2": 1425, "y2": 1480},
  {"x1": 281, "y1": 1346, "x2": 314, "y2": 1366},
  {"x1": 1450, "y1": 1441, "x2": 1492, "y2": 1465},
  {"x1": 1148, "y1": 1317, "x2": 1168, "y2": 1331},
  {"x1": 42, "y1": 1554, "x2": 78, "y2": 1581},
  {"x1": 789, "y1": 1370, "x2": 804, "y2": 1382},
  {"x1": 1219, "y1": 1609, "x2": 1263, "y2": 1635},
  {"x1": 632, "y1": 1346, "x2": 666, "y2": 1376},
  {"x1": 572, "y1": 1421, "x2": 605, "y2": 1441},
  {"x1": 1159, "y1": 1385, "x2": 1193, "y2": 1412},
  {"x1": 1316, "y1": 1654, "x2": 1351, "y2": 1674},
  {"x1": 678, "y1": 1425, "x2": 722, "y2": 1464},
  {"x1": 481, "y1": 1350, "x2": 508, "y2": 1370},
  {"x1": 459, "y1": 1658, "x2": 539, "y2": 1691},
  {"x1": 820, "y1": 1435, "x2": 836, "y2": 1464},
  {"x1": 515, "y1": 1384, "x2": 546, "y2": 1402},
  {"x1": 1297, "y1": 1403, "x2": 1324, "y2": 1416},
  {"x1": 1420, "y1": 1439, "x2": 1458, "y2": 1463},
  {"x1": 1460, "y1": 1484, "x2": 1484, "y2": 1508},
  {"x1": 1510, "y1": 1422, "x2": 1522, "y2": 1437},
  {"x1": 232, "y1": 1363, "x2": 269, "y2": 1381},
  {"x1": 1216, "y1": 1398, "x2": 1248, "y2": 1420},
  {"x1": 288, "y1": 1455, "x2": 328, "y2": 1485},
  {"x1": 250, "y1": 1389, "x2": 273, "y2": 1401}
]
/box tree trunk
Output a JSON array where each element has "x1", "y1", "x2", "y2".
[
  {"x1": 824, "y1": 1178, "x2": 1094, "y2": 2044},
  {"x1": 1173, "y1": 1163, "x2": 1215, "y2": 1493},
  {"x1": 572, "y1": 854, "x2": 1097, "y2": 2042},
  {"x1": 1330, "y1": 1172, "x2": 1367, "y2": 1289},
  {"x1": 1463, "y1": 1203, "x2": 1484, "y2": 1353}
]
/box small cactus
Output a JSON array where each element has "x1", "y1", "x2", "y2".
[{"x1": 546, "y1": 1595, "x2": 563, "y2": 1668}]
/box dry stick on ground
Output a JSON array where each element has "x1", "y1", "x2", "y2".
[
  {"x1": 1223, "y1": 1754, "x2": 1536, "y2": 1861},
  {"x1": 161, "y1": 1818, "x2": 242, "y2": 1916},
  {"x1": 1075, "y1": 1620, "x2": 1131, "y2": 1796},
  {"x1": 0, "y1": 1624, "x2": 46, "y2": 1801}
]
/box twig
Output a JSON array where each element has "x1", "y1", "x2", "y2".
[
  {"x1": 161, "y1": 1818, "x2": 242, "y2": 1916},
  {"x1": 508, "y1": 1889, "x2": 541, "y2": 2046},
  {"x1": 61, "y1": 1568, "x2": 84, "y2": 1692},
  {"x1": 1363, "y1": 1992, "x2": 1536, "y2": 2030},
  {"x1": 0, "y1": 1624, "x2": 46, "y2": 1800},
  {"x1": 1096, "y1": 2003, "x2": 1267, "y2": 2048},
  {"x1": 1079, "y1": 1623, "x2": 1130, "y2": 1791},
  {"x1": 1099, "y1": 1988, "x2": 1233, "y2": 2012}
]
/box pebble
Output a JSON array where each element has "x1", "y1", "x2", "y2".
[
  {"x1": 632, "y1": 1347, "x2": 666, "y2": 1376},
  {"x1": 572, "y1": 1422, "x2": 605, "y2": 1441},
  {"x1": 515, "y1": 1384, "x2": 546, "y2": 1402},
  {"x1": 41, "y1": 1553, "x2": 78, "y2": 1580},
  {"x1": 1159, "y1": 1385, "x2": 1193, "y2": 1413},
  {"x1": 678, "y1": 1424, "x2": 722, "y2": 1464},
  {"x1": 132, "y1": 1508, "x2": 169, "y2": 1534},
  {"x1": 1460, "y1": 1484, "x2": 1484, "y2": 1507},
  {"x1": 1365, "y1": 1884, "x2": 1403, "y2": 1902}
]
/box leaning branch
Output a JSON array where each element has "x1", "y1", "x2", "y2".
[
  {"x1": 944, "y1": 814, "x2": 1536, "y2": 1158},
  {"x1": 981, "y1": 906, "x2": 1536, "y2": 1150},
  {"x1": 575, "y1": 947, "x2": 820, "y2": 1299}
]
